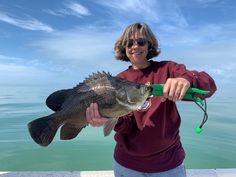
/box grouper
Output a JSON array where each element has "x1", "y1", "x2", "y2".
[{"x1": 28, "y1": 72, "x2": 151, "y2": 146}]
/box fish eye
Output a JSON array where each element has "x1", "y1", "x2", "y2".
[{"x1": 145, "y1": 86, "x2": 150, "y2": 91}]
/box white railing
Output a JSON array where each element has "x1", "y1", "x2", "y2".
[{"x1": 0, "y1": 169, "x2": 236, "y2": 177}]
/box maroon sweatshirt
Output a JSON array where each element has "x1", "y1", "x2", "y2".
[{"x1": 114, "y1": 60, "x2": 217, "y2": 173}]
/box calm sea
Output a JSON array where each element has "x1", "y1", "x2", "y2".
[{"x1": 0, "y1": 84, "x2": 235, "y2": 171}]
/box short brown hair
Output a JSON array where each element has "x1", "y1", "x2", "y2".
[{"x1": 114, "y1": 22, "x2": 161, "y2": 61}]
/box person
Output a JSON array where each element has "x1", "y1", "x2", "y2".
[{"x1": 86, "y1": 22, "x2": 217, "y2": 177}]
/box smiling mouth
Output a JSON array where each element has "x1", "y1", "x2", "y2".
[{"x1": 132, "y1": 51, "x2": 142, "y2": 55}]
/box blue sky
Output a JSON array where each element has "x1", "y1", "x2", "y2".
[{"x1": 0, "y1": 0, "x2": 235, "y2": 93}]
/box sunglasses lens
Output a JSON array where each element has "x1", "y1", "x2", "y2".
[
  {"x1": 137, "y1": 38, "x2": 147, "y2": 46},
  {"x1": 127, "y1": 39, "x2": 134, "y2": 48},
  {"x1": 127, "y1": 38, "x2": 147, "y2": 48}
]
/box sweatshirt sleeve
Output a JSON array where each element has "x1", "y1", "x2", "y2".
[{"x1": 169, "y1": 61, "x2": 217, "y2": 99}]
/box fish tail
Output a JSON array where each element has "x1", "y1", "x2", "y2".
[{"x1": 27, "y1": 114, "x2": 60, "y2": 147}]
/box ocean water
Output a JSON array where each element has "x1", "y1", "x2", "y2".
[{"x1": 0, "y1": 85, "x2": 235, "y2": 171}]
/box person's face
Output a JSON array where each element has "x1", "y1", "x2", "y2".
[{"x1": 125, "y1": 32, "x2": 149, "y2": 67}]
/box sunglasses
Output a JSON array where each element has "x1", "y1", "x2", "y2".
[{"x1": 126, "y1": 38, "x2": 148, "y2": 48}]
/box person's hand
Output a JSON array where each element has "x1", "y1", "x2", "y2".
[
  {"x1": 86, "y1": 103, "x2": 109, "y2": 127},
  {"x1": 162, "y1": 78, "x2": 190, "y2": 102}
]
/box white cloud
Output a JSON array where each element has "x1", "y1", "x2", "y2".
[
  {"x1": 65, "y1": 1, "x2": 90, "y2": 16},
  {"x1": 0, "y1": 54, "x2": 51, "y2": 70},
  {"x1": 30, "y1": 18, "x2": 236, "y2": 84},
  {"x1": 0, "y1": 52, "x2": 127, "y2": 87},
  {"x1": 193, "y1": 0, "x2": 220, "y2": 3},
  {"x1": 43, "y1": 9, "x2": 64, "y2": 17},
  {"x1": 0, "y1": 54, "x2": 86, "y2": 86},
  {"x1": 44, "y1": 1, "x2": 90, "y2": 18},
  {"x1": 0, "y1": 63, "x2": 52, "y2": 85},
  {"x1": 31, "y1": 25, "x2": 129, "y2": 74},
  {"x1": 96, "y1": 0, "x2": 188, "y2": 27},
  {"x1": 1, "y1": 0, "x2": 235, "y2": 87},
  {"x1": 34, "y1": 30, "x2": 111, "y2": 61},
  {"x1": 161, "y1": 40, "x2": 236, "y2": 85},
  {"x1": 0, "y1": 54, "x2": 23, "y2": 63},
  {"x1": 157, "y1": 22, "x2": 236, "y2": 48},
  {"x1": 98, "y1": 0, "x2": 147, "y2": 12},
  {"x1": 95, "y1": 0, "x2": 161, "y2": 24},
  {"x1": 0, "y1": 12, "x2": 54, "y2": 32}
]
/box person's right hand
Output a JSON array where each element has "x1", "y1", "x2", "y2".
[{"x1": 86, "y1": 103, "x2": 109, "y2": 127}]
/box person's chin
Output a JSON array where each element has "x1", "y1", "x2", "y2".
[{"x1": 133, "y1": 56, "x2": 145, "y2": 61}]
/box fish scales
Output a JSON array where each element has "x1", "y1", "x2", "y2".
[{"x1": 27, "y1": 71, "x2": 151, "y2": 146}]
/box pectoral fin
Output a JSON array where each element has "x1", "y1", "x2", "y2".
[
  {"x1": 103, "y1": 118, "x2": 118, "y2": 136},
  {"x1": 60, "y1": 123, "x2": 86, "y2": 140}
]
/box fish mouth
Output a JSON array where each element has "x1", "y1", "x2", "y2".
[
  {"x1": 143, "y1": 84, "x2": 152, "y2": 96},
  {"x1": 126, "y1": 86, "x2": 150, "y2": 105}
]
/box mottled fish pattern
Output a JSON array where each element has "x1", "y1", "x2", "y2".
[{"x1": 28, "y1": 72, "x2": 151, "y2": 146}]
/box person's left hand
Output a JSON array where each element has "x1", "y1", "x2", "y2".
[
  {"x1": 86, "y1": 103, "x2": 109, "y2": 127},
  {"x1": 162, "y1": 78, "x2": 190, "y2": 102}
]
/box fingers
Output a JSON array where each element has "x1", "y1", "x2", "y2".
[
  {"x1": 163, "y1": 78, "x2": 190, "y2": 102},
  {"x1": 86, "y1": 103, "x2": 93, "y2": 123},
  {"x1": 93, "y1": 103, "x2": 101, "y2": 119},
  {"x1": 175, "y1": 83, "x2": 184, "y2": 100},
  {"x1": 86, "y1": 103, "x2": 108, "y2": 127},
  {"x1": 178, "y1": 83, "x2": 189, "y2": 100}
]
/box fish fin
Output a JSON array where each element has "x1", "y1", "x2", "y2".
[
  {"x1": 60, "y1": 123, "x2": 86, "y2": 140},
  {"x1": 73, "y1": 82, "x2": 91, "y2": 93},
  {"x1": 27, "y1": 114, "x2": 60, "y2": 147},
  {"x1": 46, "y1": 89, "x2": 73, "y2": 111},
  {"x1": 103, "y1": 118, "x2": 118, "y2": 136},
  {"x1": 73, "y1": 72, "x2": 112, "y2": 93},
  {"x1": 82, "y1": 72, "x2": 112, "y2": 86}
]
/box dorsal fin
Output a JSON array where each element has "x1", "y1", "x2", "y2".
[
  {"x1": 73, "y1": 71, "x2": 113, "y2": 93},
  {"x1": 84, "y1": 71, "x2": 112, "y2": 84}
]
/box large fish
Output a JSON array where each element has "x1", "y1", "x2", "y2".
[{"x1": 27, "y1": 72, "x2": 151, "y2": 147}]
